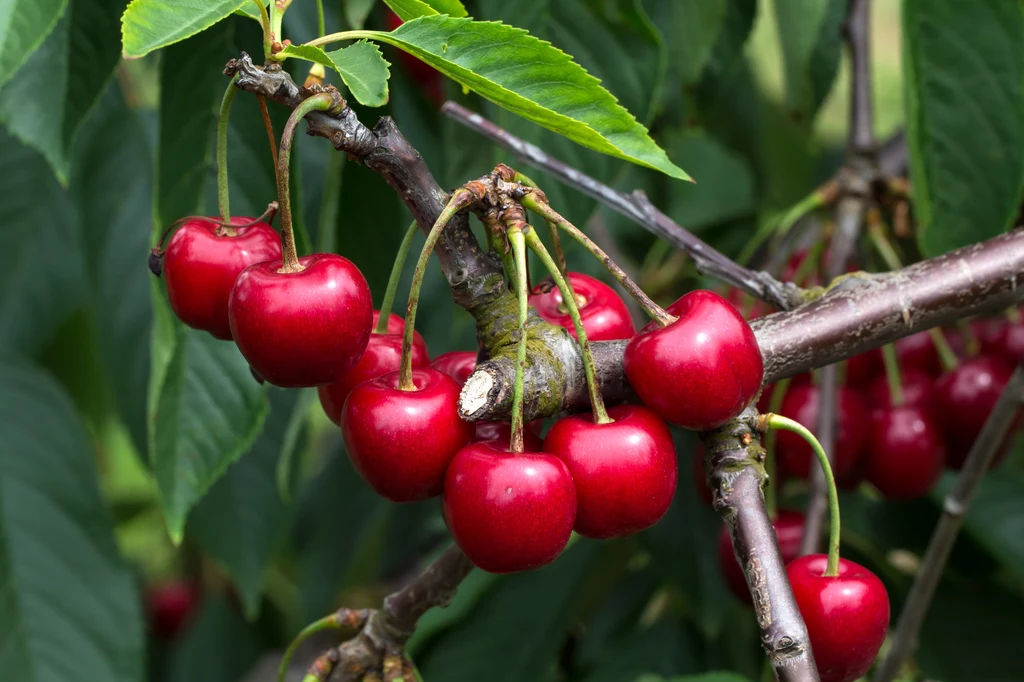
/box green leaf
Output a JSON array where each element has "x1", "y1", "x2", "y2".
[
  {"x1": 281, "y1": 41, "x2": 391, "y2": 106},
  {"x1": 0, "y1": 359, "x2": 144, "y2": 682},
  {"x1": 121, "y1": 0, "x2": 248, "y2": 58},
  {"x1": 585, "y1": 619, "x2": 699, "y2": 682},
  {"x1": 904, "y1": 0, "x2": 1024, "y2": 257},
  {"x1": 188, "y1": 388, "x2": 299, "y2": 618},
  {"x1": 0, "y1": 0, "x2": 67, "y2": 89},
  {"x1": 666, "y1": 131, "x2": 755, "y2": 230},
  {"x1": 235, "y1": 0, "x2": 268, "y2": 20},
  {"x1": 384, "y1": 0, "x2": 467, "y2": 22},
  {"x1": 773, "y1": 0, "x2": 844, "y2": 122},
  {"x1": 345, "y1": 0, "x2": 377, "y2": 29},
  {"x1": 637, "y1": 675, "x2": 750, "y2": 682},
  {"x1": 654, "y1": 0, "x2": 729, "y2": 85},
  {"x1": 166, "y1": 596, "x2": 265, "y2": 682},
  {"x1": 363, "y1": 15, "x2": 689, "y2": 179},
  {"x1": 693, "y1": 0, "x2": 756, "y2": 104}
]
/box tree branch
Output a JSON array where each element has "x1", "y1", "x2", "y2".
[
  {"x1": 872, "y1": 361, "x2": 1024, "y2": 682},
  {"x1": 844, "y1": 0, "x2": 874, "y2": 155}
]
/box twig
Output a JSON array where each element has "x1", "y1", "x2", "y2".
[
  {"x1": 441, "y1": 101, "x2": 804, "y2": 311},
  {"x1": 872, "y1": 362, "x2": 1024, "y2": 682},
  {"x1": 844, "y1": 0, "x2": 874, "y2": 155}
]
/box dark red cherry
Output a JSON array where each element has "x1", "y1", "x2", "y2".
[
  {"x1": 776, "y1": 385, "x2": 869, "y2": 480},
  {"x1": 544, "y1": 405, "x2": 677, "y2": 538},
  {"x1": 865, "y1": 368, "x2": 935, "y2": 415},
  {"x1": 978, "y1": 318, "x2": 1024, "y2": 365},
  {"x1": 229, "y1": 253, "x2": 372, "y2": 387},
  {"x1": 934, "y1": 355, "x2": 1015, "y2": 469},
  {"x1": 845, "y1": 350, "x2": 883, "y2": 388},
  {"x1": 443, "y1": 441, "x2": 576, "y2": 573},
  {"x1": 146, "y1": 581, "x2": 200, "y2": 640},
  {"x1": 624, "y1": 290, "x2": 764, "y2": 430},
  {"x1": 317, "y1": 332, "x2": 430, "y2": 426},
  {"x1": 787, "y1": 554, "x2": 890, "y2": 682},
  {"x1": 163, "y1": 217, "x2": 281, "y2": 340},
  {"x1": 529, "y1": 272, "x2": 636, "y2": 341},
  {"x1": 372, "y1": 310, "x2": 427, "y2": 350},
  {"x1": 431, "y1": 350, "x2": 478, "y2": 386},
  {"x1": 341, "y1": 368, "x2": 470, "y2": 502},
  {"x1": 717, "y1": 510, "x2": 804, "y2": 603},
  {"x1": 470, "y1": 420, "x2": 544, "y2": 451},
  {"x1": 866, "y1": 406, "x2": 945, "y2": 499}
]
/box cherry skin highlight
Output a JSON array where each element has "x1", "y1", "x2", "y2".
[
  {"x1": 317, "y1": 332, "x2": 430, "y2": 426},
  {"x1": 443, "y1": 441, "x2": 576, "y2": 573},
  {"x1": 471, "y1": 420, "x2": 544, "y2": 450},
  {"x1": 163, "y1": 217, "x2": 281, "y2": 340},
  {"x1": 229, "y1": 253, "x2": 373, "y2": 387},
  {"x1": 934, "y1": 355, "x2": 1015, "y2": 469},
  {"x1": 776, "y1": 385, "x2": 869, "y2": 480},
  {"x1": 717, "y1": 510, "x2": 804, "y2": 604},
  {"x1": 787, "y1": 554, "x2": 890, "y2": 682},
  {"x1": 544, "y1": 405, "x2": 677, "y2": 538},
  {"x1": 431, "y1": 350, "x2": 478, "y2": 386},
  {"x1": 867, "y1": 406, "x2": 946, "y2": 499},
  {"x1": 342, "y1": 368, "x2": 470, "y2": 502},
  {"x1": 624, "y1": 290, "x2": 763, "y2": 430},
  {"x1": 529, "y1": 272, "x2": 636, "y2": 342}
]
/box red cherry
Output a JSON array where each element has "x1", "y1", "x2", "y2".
[
  {"x1": 934, "y1": 355, "x2": 1015, "y2": 469},
  {"x1": 529, "y1": 272, "x2": 636, "y2": 341},
  {"x1": 371, "y1": 310, "x2": 428, "y2": 350},
  {"x1": 317, "y1": 332, "x2": 430, "y2": 426},
  {"x1": 342, "y1": 368, "x2": 470, "y2": 502},
  {"x1": 776, "y1": 385, "x2": 869, "y2": 480},
  {"x1": 229, "y1": 253, "x2": 372, "y2": 387},
  {"x1": 431, "y1": 350, "x2": 478, "y2": 386},
  {"x1": 624, "y1": 290, "x2": 764, "y2": 430},
  {"x1": 443, "y1": 441, "x2": 576, "y2": 573},
  {"x1": 866, "y1": 406, "x2": 946, "y2": 499},
  {"x1": 717, "y1": 510, "x2": 804, "y2": 603},
  {"x1": 470, "y1": 420, "x2": 544, "y2": 450},
  {"x1": 845, "y1": 350, "x2": 883, "y2": 388},
  {"x1": 163, "y1": 217, "x2": 281, "y2": 340},
  {"x1": 787, "y1": 555, "x2": 890, "y2": 682},
  {"x1": 864, "y1": 369, "x2": 935, "y2": 415},
  {"x1": 146, "y1": 581, "x2": 200, "y2": 640},
  {"x1": 544, "y1": 405, "x2": 677, "y2": 538},
  {"x1": 756, "y1": 374, "x2": 812, "y2": 413},
  {"x1": 979, "y1": 318, "x2": 1024, "y2": 365}
]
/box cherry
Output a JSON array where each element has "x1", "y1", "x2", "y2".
[
  {"x1": 776, "y1": 385, "x2": 869, "y2": 480},
  {"x1": 978, "y1": 317, "x2": 1024, "y2": 365},
  {"x1": 845, "y1": 350, "x2": 883, "y2": 388},
  {"x1": 866, "y1": 406, "x2": 945, "y2": 499},
  {"x1": 384, "y1": 10, "x2": 444, "y2": 104},
  {"x1": 864, "y1": 368, "x2": 935, "y2": 415},
  {"x1": 342, "y1": 368, "x2": 470, "y2": 502},
  {"x1": 717, "y1": 510, "x2": 804, "y2": 604},
  {"x1": 787, "y1": 554, "x2": 890, "y2": 682},
  {"x1": 529, "y1": 272, "x2": 635, "y2": 341},
  {"x1": 470, "y1": 419, "x2": 544, "y2": 450},
  {"x1": 934, "y1": 355, "x2": 1015, "y2": 469},
  {"x1": 431, "y1": 350, "x2": 478, "y2": 386},
  {"x1": 372, "y1": 310, "x2": 427, "y2": 350},
  {"x1": 624, "y1": 290, "x2": 763, "y2": 430},
  {"x1": 317, "y1": 332, "x2": 430, "y2": 426},
  {"x1": 229, "y1": 253, "x2": 373, "y2": 387},
  {"x1": 443, "y1": 441, "x2": 576, "y2": 573},
  {"x1": 544, "y1": 405, "x2": 677, "y2": 538},
  {"x1": 163, "y1": 217, "x2": 281, "y2": 340},
  {"x1": 146, "y1": 581, "x2": 200, "y2": 640}
]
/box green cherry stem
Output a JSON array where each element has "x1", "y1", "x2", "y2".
[
  {"x1": 525, "y1": 229, "x2": 611, "y2": 424},
  {"x1": 376, "y1": 221, "x2": 419, "y2": 334},
  {"x1": 216, "y1": 74, "x2": 240, "y2": 228},
  {"x1": 763, "y1": 414, "x2": 841, "y2": 577},
  {"x1": 276, "y1": 93, "x2": 335, "y2": 272},
  {"x1": 399, "y1": 191, "x2": 477, "y2": 390},
  {"x1": 930, "y1": 328, "x2": 960, "y2": 371},
  {"x1": 880, "y1": 342, "x2": 905, "y2": 406},
  {"x1": 277, "y1": 612, "x2": 349, "y2": 682},
  {"x1": 315, "y1": 0, "x2": 325, "y2": 36},
  {"x1": 508, "y1": 226, "x2": 530, "y2": 452},
  {"x1": 761, "y1": 377, "x2": 792, "y2": 518},
  {"x1": 521, "y1": 194, "x2": 675, "y2": 327}
]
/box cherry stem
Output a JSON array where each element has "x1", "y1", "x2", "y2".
[
  {"x1": 1006, "y1": 306, "x2": 1023, "y2": 324},
  {"x1": 739, "y1": 181, "x2": 835, "y2": 266},
  {"x1": 216, "y1": 75, "x2": 239, "y2": 228},
  {"x1": 399, "y1": 191, "x2": 476, "y2": 390},
  {"x1": 880, "y1": 343, "x2": 905, "y2": 407},
  {"x1": 514, "y1": 172, "x2": 569, "y2": 280},
  {"x1": 762, "y1": 378, "x2": 792, "y2": 518},
  {"x1": 277, "y1": 93, "x2": 335, "y2": 272},
  {"x1": 316, "y1": 0, "x2": 325, "y2": 36},
  {"x1": 376, "y1": 221, "x2": 419, "y2": 334},
  {"x1": 930, "y1": 327, "x2": 959, "y2": 371},
  {"x1": 790, "y1": 239, "x2": 825, "y2": 286},
  {"x1": 277, "y1": 612, "x2": 346, "y2": 682},
  {"x1": 763, "y1": 414, "x2": 841, "y2": 577},
  {"x1": 257, "y1": 95, "x2": 279, "y2": 179},
  {"x1": 521, "y1": 194, "x2": 674, "y2": 327},
  {"x1": 956, "y1": 318, "x2": 980, "y2": 356},
  {"x1": 508, "y1": 227, "x2": 530, "y2": 452},
  {"x1": 525, "y1": 229, "x2": 612, "y2": 425},
  {"x1": 251, "y1": 0, "x2": 272, "y2": 57}
]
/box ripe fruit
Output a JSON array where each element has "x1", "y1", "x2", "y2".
[
  {"x1": 342, "y1": 368, "x2": 470, "y2": 502},
  {"x1": 776, "y1": 385, "x2": 869, "y2": 479},
  {"x1": 624, "y1": 290, "x2": 764, "y2": 430},
  {"x1": 444, "y1": 441, "x2": 576, "y2": 573},
  {"x1": 717, "y1": 510, "x2": 804, "y2": 603},
  {"x1": 867, "y1": 406, "x2": 946, "y2": 499},
  {"x1": 934, "y1": 355, "x2": 1015, "y2": 469},
  {"x1": 471, "y1": 419, "x2": 544, "y2": 450},
  {"x1": 978, "y1": 318, "x2": 1024, "y2": 365},
  {"x1": 845, "y1": 350, "x2": 883, "y2": 388},
  {"x1": 787, "y1": 555, "x2": 890, "y2": 682},
  {"x1": 317, "y1": 332, "x2": 430, "y2": 426},
  {"x1": 229, "y1": 253, "x2": 372, "y2": 387},
  {"x1": 529, "y1": 272, "x2": 636, "y2": 341},
  {"x1": 864, "y1": 369, "x2": 935, "y2": 414},
  {"x1": 373, "y1": 310, "x2": 427, "y2": 350},
  {"x1": 893, "y1": 331, "x2": 944, "y2": 377},
  {"x1": 146, "y1": 581, "x2": 200, "y2": 640},
  {"x1": 544, "y1": 405, "x2": 677, "y2": 538},
  {"x1": 163, "y1": 217, "x2": 281, "y2": 340},
  {"x1": 431, "y1": 350, "x2": 478, "y2": 386}
]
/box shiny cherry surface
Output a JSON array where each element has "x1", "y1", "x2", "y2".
[
  {"x1": 717, "y1": 510, "x2": 804, "y2": 604},
  {"x1": 471, "y1": 420, "x2": 544, "y2": 450},
  {"x1": 529, "y1": 272, "x2": 635, "y2": 342},
  {"x1": 867, "y1": 406, "x2": 945, "y2": 499},
  {"x1": 372, "y1": 310, "x2": 427, "y2": 350},
  {"x1": 934, "y1": 355, "x2": 1014, "y2": 468},
  {"x1": 431, "y1": 350, "x2": 478, "y2": 386},
  {"x1": 776, "y1": 385, "x2": 869, "y2": 479}
]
